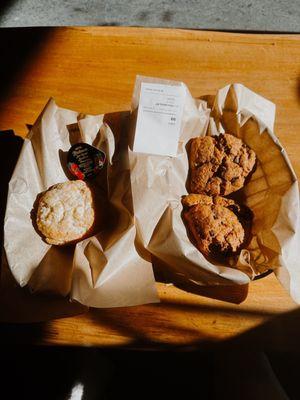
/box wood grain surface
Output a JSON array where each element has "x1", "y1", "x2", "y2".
[{"x1": 0, "y1": 27, "x2": 300, "y2": 348}]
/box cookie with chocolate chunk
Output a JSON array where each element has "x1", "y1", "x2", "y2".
[
  {"x1": 189, "y1": 134, "x2": 256, "y2": 196},
  {"x1": 182, "y1": 194, "x2": 248, "y2": 258}
]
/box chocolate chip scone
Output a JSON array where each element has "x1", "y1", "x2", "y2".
[
  {"x1": 36, "y1": 180, "x2": 95, "y2": 245},
  {"x1": 182, "y1": 194, "x2": 246, "y2": 258},
  {"x1": 189, "y1": 133, "x2": 256, "y2": 196}
]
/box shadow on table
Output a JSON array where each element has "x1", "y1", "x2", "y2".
[
  {"x1": 0, "y1": 28, "x2": 52, "y2": 106},
  {"x1": 0, "y1": 130, "x2": 23, "y2": 250},
  {"x1": 2, "y1": 306, "x2": 300, "y2": 399},
  {"x1": 152, "y1": 255, "x2": 249, "y2": 304},
  {"x1": 86, "y1": 300, "x2": 300, "y2": 351},
  {"x1": 0, "y1": 344, "x2": 214, "y2": 400}
]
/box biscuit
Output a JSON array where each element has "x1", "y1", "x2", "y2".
[
  {"x1": 36, "y1": 180, "x2": 95, "y2": 245},
  {"x1": 182, "y1": 194, "x2": 245, "y2": 257},
  {"x1": 189, "y1": 134, "x2": 256, "y2": 196}
]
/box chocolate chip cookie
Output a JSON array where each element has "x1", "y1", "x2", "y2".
[
  {"x1": 182, "y1": 194, "x2": 246, "y2": 257},
  {"x1": 189, "y1": 134, "x2": 256, "y2": 196}
]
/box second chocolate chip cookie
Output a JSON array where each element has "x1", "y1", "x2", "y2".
[{"x1": 189, "y1": 133, "x2": 256, "y2": 196}]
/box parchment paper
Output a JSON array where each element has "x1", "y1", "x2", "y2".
[
  {"x1": 129, "y1": 77, "x2": 300, "y2": 303},
  {"x1": 4, "y1": 98, "x2": 159, "y2": 308}
]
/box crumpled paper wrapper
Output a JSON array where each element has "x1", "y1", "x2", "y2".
[
  {"x1": 129, "y1": 77, "x2": 300, "y2": 303},
  {"x1": 4, "y1": 98, "x2": 159, "y2": 308}
]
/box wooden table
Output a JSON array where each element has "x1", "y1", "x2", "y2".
[{"x1": 1, "y1": 27, "x2": 300, "y2": 349}]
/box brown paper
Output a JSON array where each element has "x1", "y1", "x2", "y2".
[
  {"x1": 3, "y1": 99, "x2": 159, "y2": 310},
  {"x1": 129, "y1": 77, "x2": 300, "y2": 303}
]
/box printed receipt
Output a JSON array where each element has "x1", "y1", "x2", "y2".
[{"x1": 133, "y1": 82, "x2": 186, "y2": 157}]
